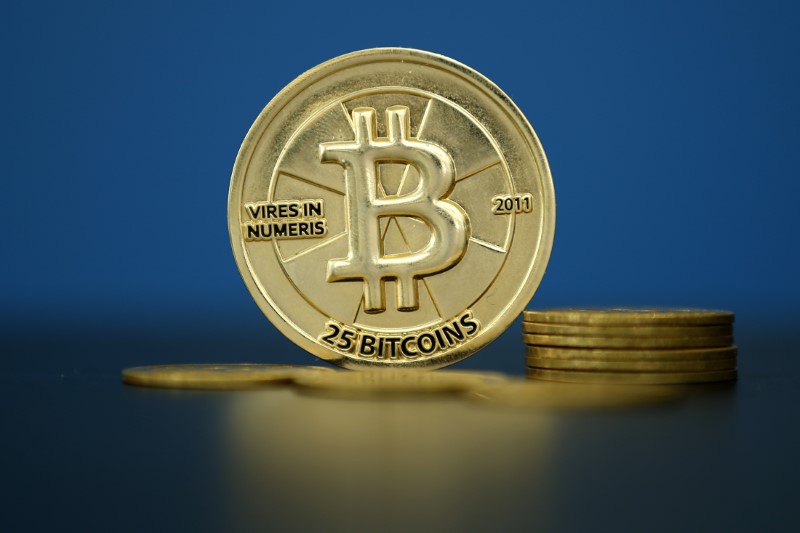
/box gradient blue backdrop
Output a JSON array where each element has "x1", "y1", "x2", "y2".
[{"x1": 2, "y1": 0, "x2": 798, "y2": 367}]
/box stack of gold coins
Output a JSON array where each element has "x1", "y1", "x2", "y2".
[{"x1": 522, "y1": 309, "x2": 737, "y2": 384}]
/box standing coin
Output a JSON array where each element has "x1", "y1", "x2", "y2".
[{"x1": 229, "y1": 48, "x2": 555, "y2": 369}]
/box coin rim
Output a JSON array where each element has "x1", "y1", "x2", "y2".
[
  {"x1": 121, "y1": 363, "x2": 333, "y2": 389},
  {"x1": 522, "y1": 333, "x2": 733, "y2": 349},
  {"x1": 228, "y1": 48, "x2": 556, "y2": 368},
  {"x1": 521, "y1": 322, "x2": 733, "y2": 337},
  {"x1": 526, "y1": 345, "x2": 738, "y2": 361},
  {"x1": 292, "y1": 369, "x2": 508, "y2": 394},
  {"x1": 526, "y1": 367, "x2": 738, "y2": 384},
  {"x1": 469, "y1": 381, "x2": 682, "y2": 409},
  {"x1": 525, "y1": 356, "x2": 737, "y2": 372},
  {"x1": 522, "y1": 309, "x2": 734, "y2": 325}
]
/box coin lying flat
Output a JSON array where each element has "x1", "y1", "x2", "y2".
[
  {"x1": 229, "y1": 48, "x2": 555, "y2": 369},
  {"x1": 122, "y1": 364, "x2": 334, "y2": 390},
  {"x1": 293, "y1": 369, "x2": 508, "y2": 396},
  {"x1": 470, "y1": 381, "x2": 683, "y2": 409},
  {"x1": 521, "y1": 322, "x2": 733, "y2": 337},
  {"x1": 526, "y1": 367, "x2": 737, "y2": 385},
  {"x1": 527, "y1": 345, "x2": 738, "y2": 361},
  {"x1": 526, "y1": 356, "x2": 736, "y2": 372},
  {"x1": 523, "y1": 333, "x2": 733, "y2": 349},
  {"x1": 522, "y1": 309, "x2": 734, "y2": 326}
]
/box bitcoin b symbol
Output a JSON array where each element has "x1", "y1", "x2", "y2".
[{"x1": 320, "y1": 105, "x2": 470, "y2": 313}]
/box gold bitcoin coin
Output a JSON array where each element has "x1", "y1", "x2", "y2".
[
  {"x1": 526, "y1": 368, "x2": 737, "y2": 385},
  {"x1": 527, "y1": 345, "x2": 738, "y2": 361},
  {"x1": 293, "y1": 369, "x2": 508, "y2": 396},
  {"x1": 121, "y1": 364, "x2": 333, "y2": 390},
  {"x1": 525, "y1": 356, "x2": 736, "y2": 372},
  {"x1": 523, "y1": 333, "x2": 733, "y2": 349},
  {"x1": 521, "y1": 322, "x2": 732, "y2": 337},
  {"x1": 229, "y1": 48, "x2": 555, "y2": 369},
  {"x1": 522, "y1": 308, "x2": 734, "y2": 326},
  {"x1": 470, "y1": 381, "x2": 683, "y2": 409}
]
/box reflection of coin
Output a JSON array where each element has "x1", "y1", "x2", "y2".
[
  {"x1": 526, "y1": 356, "x2": 736, "y2": 372},
  {"x1": 229, "y1": 48, "x2": 555, "y2": 369},
  {"x1": 523, "y1": 334, "x2": 732, "y2": 349},
  {"x1": 293, "y1": 370, "x2": 508, "y2": 396},
  {"x1": 521, "y1": 322, "x2": 733, "y2": 337},
  {"x1": 470, "y1": 381, "x2": 683, "y2": 410},
  {"x1": 527, "y1": 368, "x2": 737, "y2": 384},
  {"x1": 527, "y1": 345, "x2": 737, "y2": 361},
  {"x1": 122, "y1": 364, "x2": 333, "y2": 390},
  {"x1": 522, "y1": 309, "x2": 734, "y2": 326}
]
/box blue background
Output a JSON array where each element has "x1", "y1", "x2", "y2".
[{"x1": 2, "y1": 0, "x2": 798, "y2": 370}]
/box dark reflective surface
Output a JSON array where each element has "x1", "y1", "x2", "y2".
[{"x1": 1, "y1": 319, "x2": 797, "y2": 532}]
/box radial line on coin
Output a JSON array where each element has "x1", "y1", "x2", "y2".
[
  {"x1": 394, "y1": 217, "x2": 444, "y2": 319},
  {"x1": 282, "y1": 232, "x2": 347, "y2": 263},
  {"x1": 352, "y1": 295, "x2": 364, "y2": 323},
  {"x1": 352, "y1": 204, "x2": 444, "y2": 321},
  {"x1": 470, "y1": 237, "x2": 505, "y2": 254},
  {"x1": 455, "y1": 159, "x2": 502, "y2": 183},
  {"x1": 395, "y1": 98, "x2": 434, "y2": 197},
  {"x1": 352, "y1": 97, "x2": 444, "y2": 320},
  {"x1": 340, "y1": 102, "x2": 355, "y2": 130},
  {"x1": 279, "y1": 171, "x2": 345, "y2": 196}
]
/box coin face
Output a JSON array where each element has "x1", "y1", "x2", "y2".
[
  {"x1": 229, "y1": 48, "x2": 555, "y2": 369},
  {"x1": 121, "y1": 364, "x2": 334, "y2": 390}
]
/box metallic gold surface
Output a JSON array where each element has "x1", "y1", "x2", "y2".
[
  {"x1": 229, "y1": 48, "x2": 555, "y2": 369},
  {"x1": 521, "y1": 322, "x2": 733, "y2": 337},
  {"x1": 470, "y1": 381, "x2": 684, "y2": 409},
  {"x1": 526, "y1": 367, "x2": 738, "y2": 384},
  {"x1": 522, "y1": 308, "x2": 734, "y2": 326},
  {"x1": 293, "y1": 369, "x2": 507, "y2": 396},
  {"x1": 527, "y1": 345, "x2": 738, "y2": 361},
  {"x1": 121, "y1": 364, "x2": 333, "y2": 390},
  {"x1": 525, "y1": 356, "x2": 736, "y2": 372},
  {"x1": 523, "y1": 333, "x2": 733, "y2": 349}
]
